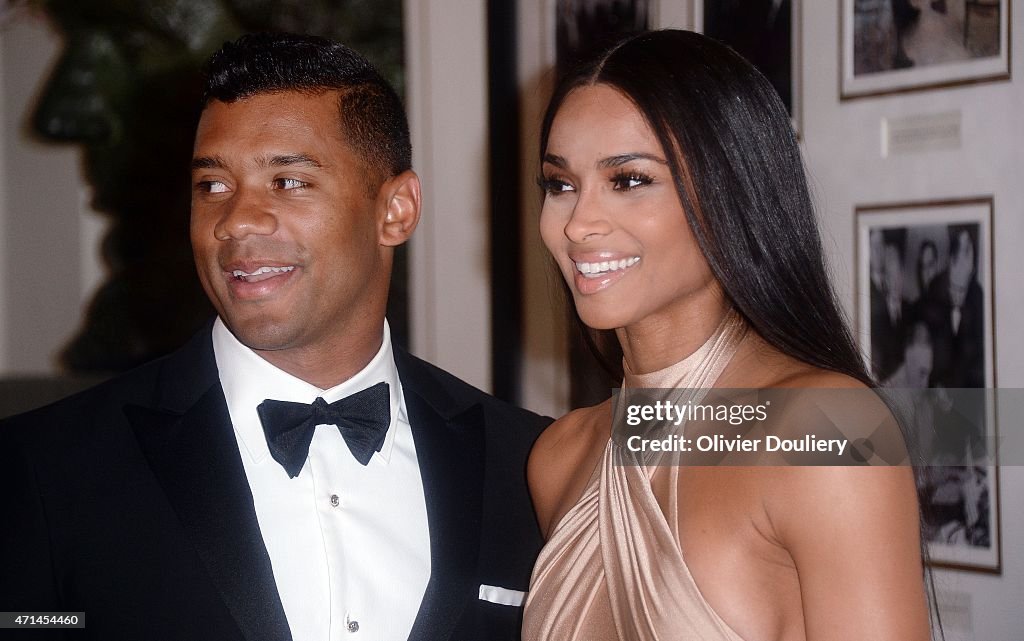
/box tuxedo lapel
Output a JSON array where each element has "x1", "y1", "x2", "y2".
[
  {"x1": 126, "y1": 329, "x2": 292, "y2": 641},
  {"x1": 397, "y1": 350, "x2": 486, "y2": 641}
]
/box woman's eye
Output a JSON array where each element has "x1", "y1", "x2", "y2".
[
  {"x1": 611, "y1": 172, "x2": 652, "y2": 191},
  {"x1": 274, "y1": 178, "x2": 308, "y2": 190},
  {"x1": 197, "y1": 180, "x2": 229, "y2": 194},
  {"x1": 540, "y1": 177, "x2": 575, "y2": 195}
]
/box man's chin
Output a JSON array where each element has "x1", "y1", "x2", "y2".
[{"x1": 222, "y1": 316, "x2": 301, "y2": 353}]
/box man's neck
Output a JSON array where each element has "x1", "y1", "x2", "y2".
[{"x1": 253, "y1": 331, "x2": 386, "y2": 391}]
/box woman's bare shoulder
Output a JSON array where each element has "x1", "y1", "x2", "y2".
[
  {"x1": 531, "y1": 403, "x2": 609, "y2": 454},
  {"x1": 773, "y1": 366, "x2": 867, "y2": 390},
  {"x1": 722, "y1": 331, "x2": 869, "y2": 390},
  {"x1": 528, "y1": 401, "x2": 611, "y2": 537}
]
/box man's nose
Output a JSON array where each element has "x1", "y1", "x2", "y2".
[
  {"x1": 213, "y1": 187, "x2": 279, "y2": 241},
  {"x1": 33, "y1": 31, "x2": 131, "y2": 143}
]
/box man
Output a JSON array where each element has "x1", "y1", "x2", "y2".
[
  {"x1": 870, "y1": 228, "x2": 910, "y2": 382},
  {"x1": 1, "y1": 33, "x2": 548, "y2": 641},
  {"x1": 923, "y1": 224, "x2": 985, "y2": 389}
]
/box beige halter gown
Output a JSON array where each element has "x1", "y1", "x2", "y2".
[{"x1": 523, "y1": 312, "x2": 748, "y2": 641}]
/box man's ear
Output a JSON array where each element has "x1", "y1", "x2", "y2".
[{"x1": 379, "y1": 169, "x2": 421, "y2": 247}]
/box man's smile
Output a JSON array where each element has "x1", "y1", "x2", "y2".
[{"x1": 230, "y1": 265, "x2": 296, "y2": 283}]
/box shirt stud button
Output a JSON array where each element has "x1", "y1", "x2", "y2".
[
  {"x1": 330, "y1": 494, "x2": 340, "y2": 507},
  {"x1": 347, "y1": 620, "x2": 359, "y2": 633}
]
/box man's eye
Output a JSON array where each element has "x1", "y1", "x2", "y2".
[
  {"x1": 197, "y1": 180, "x2": 229, "y2": 194},
  {"x1": 274, "y1": 178, "x2": 308, "y2": 190}
]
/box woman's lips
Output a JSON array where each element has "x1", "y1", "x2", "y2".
[
  {"x1": 573, "y1": 257, "x2": 640, "y2": 277},
  {"x1": 570, "y1": 256, "x2": 640, "y2": 295}
]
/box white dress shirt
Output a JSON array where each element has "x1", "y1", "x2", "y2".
[{"x1": 212, "y1": 318, "x2": 430, "y2": 641}]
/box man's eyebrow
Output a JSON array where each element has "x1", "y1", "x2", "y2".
[
  {"x1": 189, "y1": 154, "x2": 325, "y2": 170},
  {"x1": 264, "y1": 154, "x2": 323, "y2": 168},
  {"x1": 542, "y1": 153, "x2": 567, "y2": 168},
  {"x1": 597, "y1": 153, "x2": 667, "y2": 168},
  {"x1": 191, "y1": 155, "x2": 225, "y2": 170}
]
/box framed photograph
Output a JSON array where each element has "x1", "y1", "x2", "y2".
[
  {"x1": 841, "y1": 0, "x2": 1011, "y2": 99},
  {"x1": 855, "y1": 197, "x2": 1000, "y2": 573},
  {"x1": 695, "y1": 0, "x2": 802, "y2": 132}
]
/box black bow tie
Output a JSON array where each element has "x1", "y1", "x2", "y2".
[{"x1": 257, "y1": 382, "x2": 391, "y2": 477}]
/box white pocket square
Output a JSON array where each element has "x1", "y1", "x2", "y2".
[{"x1": 478, "y1": 584, "x2": 527, "y2": 607}]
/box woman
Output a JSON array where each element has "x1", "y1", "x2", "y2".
[{"x1": 523, "y1": 30, "x2": 930, "y2": 641}]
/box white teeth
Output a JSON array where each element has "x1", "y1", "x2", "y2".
[
  {"x1": 231, "y1": 266, "x2": 295, "y2": 277},
  {"x1": 573, "y1": 257, "x2": 639, "y2": 278}
]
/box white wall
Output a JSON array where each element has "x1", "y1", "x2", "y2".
[
  {"x1": 0, "y1": 13, "x2": 105, "y2": 376},
  {"x1": 404, "y1": 0, "x2": 492, "y2": 392},
  {"x1": 802, "y1": 3, "x2": 1023, "y2": 639}
]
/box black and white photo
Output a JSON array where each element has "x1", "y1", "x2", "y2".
[{"x1": 857, "y1": 197, "x2": 1000, "y2": 573}]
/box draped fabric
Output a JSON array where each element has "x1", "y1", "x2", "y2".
[{"x1": 524, "y1": 311, "x2": 749, "y2": 641}]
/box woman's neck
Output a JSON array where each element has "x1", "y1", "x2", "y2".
[{"x1": 616, "y1": 290, "x2": 730, "y2": 375}]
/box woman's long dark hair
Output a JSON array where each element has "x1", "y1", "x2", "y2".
[{"x1": 541, "y1": 29, "x2": 871, "y2": 386}]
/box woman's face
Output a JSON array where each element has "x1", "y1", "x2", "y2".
[{"x1": 539, "y1": 84, "x2": 718, "y2": 330}]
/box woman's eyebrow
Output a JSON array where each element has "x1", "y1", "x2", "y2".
[
  {"x1": 597, "y1": 153, "x2": 667, "y2": 168},
  {"x1": 542, "y1": 153, "x2": 568, "y2": 168}
]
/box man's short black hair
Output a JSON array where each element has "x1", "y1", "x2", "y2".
[{"x1": 202, "y1": 32, "x2": 411, "y2": 180}]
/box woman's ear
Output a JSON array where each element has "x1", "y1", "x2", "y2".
[{"x1": 379, "y1": 169, "x2": 421, "y2": 247}]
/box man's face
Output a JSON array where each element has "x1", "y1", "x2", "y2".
[
  {"x1": 904, "y1": 323, "x2": 933, "y2": 389},
  {"x1": 949, "y1": 229, "x2": 976, "y2": 306},
  {"x1": 919, "y1": 244, "x2": 938, "y2": 292},
  {"x1": 190, "y1": 90, "x2": 390, "y2": 359},
  {"x1": 882, "y1": 243, "x2": 903, "y2": 301}
]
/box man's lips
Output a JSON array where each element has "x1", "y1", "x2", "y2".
[
  {"x1": 228, "y1": 265, "x2": 296, "y2": 283},
  {"x1": 221, "y1": 262, "x2": 298, "y2": 299}
]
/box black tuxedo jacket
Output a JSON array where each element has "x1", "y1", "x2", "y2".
[{"x1": 0, "y1": 328, "x2": 550, "y2": 640}]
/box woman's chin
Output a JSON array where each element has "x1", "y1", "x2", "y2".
[{"x1": 575, "y1": 309, "x2": 628, "y2": 332}]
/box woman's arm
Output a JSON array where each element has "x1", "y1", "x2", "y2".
[{"x1": 770, "y1": 464, "x2": 931, "y2": 641}]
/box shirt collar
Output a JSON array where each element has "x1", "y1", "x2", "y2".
[{"x1": 212, "y1": 317, "x2": 406, "y2": 465}]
